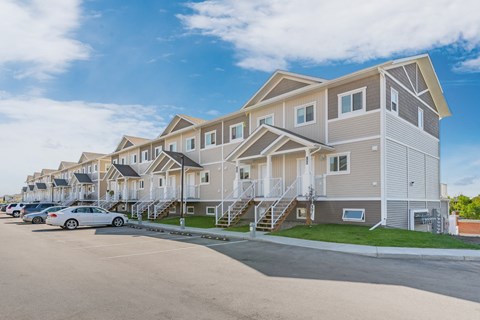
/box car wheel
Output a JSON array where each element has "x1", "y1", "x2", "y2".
[
  {"x1": 13, "y1": 211, "x2": 20, "y2": 218},
  {"x1": 65, "y1": 219, "x2": 78, "y2": 230},
  {"x1": 112, "y1": 217, "x2": 124, "y2": 227},
  {"x1": 32, "y1": 216, "x2": 43, "y2": 224}
]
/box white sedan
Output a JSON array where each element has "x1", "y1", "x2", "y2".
[{"x1": 46, "y1": 206, "x2": 128, "y2": 230}]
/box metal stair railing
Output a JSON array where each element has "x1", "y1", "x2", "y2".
[
  {"x1": 254, "y1": 178, "x2": 283, "y2": 227},
  {"x1": 132, "y1": 194, "x2": 152, "y2": 218},
  {"x1": 225, "y1": 181, "x2": 256, "y2": 226},
  {"x1": 270, "y1": 178, "x2": 299, "y2": 230}
]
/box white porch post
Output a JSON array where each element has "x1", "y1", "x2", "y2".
[
  {"x1": 233, "y1": 160, "x2": 240, "y2": 197},
  {"x1": 115, "y1": 179, "x2": 119, "y2": 200},
  {"x1": 124, "y1": 178, "x2": 128, "y2": 201},
  {"x1": 303, "y1": 149, "x2": 313, "y2": 195},
  {"x1": 149, "y1": 175, "x2": 153, "y2": 200},
  {"x1": 265, "y1": 155, "x2": 272, "y2": 197},
  {"x1": 164, "y1": 172, "x2": 169, "y2": 198}
]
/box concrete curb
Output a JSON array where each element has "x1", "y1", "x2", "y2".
[{"x1": 127, "y1": 221, "x2": 480, "y2": 261}]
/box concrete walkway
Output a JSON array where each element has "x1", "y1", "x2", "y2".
[{"x1": 129, "y1": 220, "x2": 480, "y2": 261}]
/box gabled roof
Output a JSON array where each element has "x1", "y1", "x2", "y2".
[
  {"x1": 104, "y1": 164, "x2": 141, "y2": 181},
  {"x1": 114, "y1": 135, "x2": 151, "y2": 152},
  {"x1": 53, "y1": 179, "x2": 69, "y2": 187},
  {"x1": 33, "y1": 172, "x2": 41, "y2": 179},
  {"x1": 58, "y1": 161, "x2": 77, "y2": 171},
  {"x1": 242, "y1": 70, "x2": 325, "y2": 109},
  {"x1": 144, "y1": 150, "x2": 202, "y2": 175},
  {"x1": 40, "y1": 169, "x2": 55, "y2": 176},
  {"x1": 71, "y1": 173, "x2": 93, "y2": 184},
  {"x1": 35, "y1": 183, "x2": 47, "y2": 190},
  {"x1": 25, "y1": 175, "x2": 33, "y2": 183},
  {"x1": 159, "y1": 114, "x2": 206, "y2": 137},
  {"x1": 226, "y1": 124, "x2": 334, "y2": 162},
  {"x1": 78, "y1": 152, "x2": 106, "y2": 164}
]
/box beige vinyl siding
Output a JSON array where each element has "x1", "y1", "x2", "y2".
[
  {"x1": 239, "y1": 131, "x2": 279, "y2": 158},
  {"x1": 387, "y1": 200, "x2": 408, "y2": 229},
  {"x1": 277, "y1": 140, "x2": 304, "y2": 152},
  {"x1": 198, "y1": 163, "x2": 224, "y2": 200},
  {"x1": 284, "y1": 152, "x2": 304, "y2": 187},
  {"x1": 386, "y1": 140, "x2": 408, "y2": 198},
  {"x1": 249, "y1": 102, "x2": 283, "y2": 132},
  {"x1": 223, "y1": 114, "x2": 249, "y2": 144},
  {"x1": 200, "y1": 147, "x2": 223, "y2": 163},
  {"x1": 329, "y1": 111, "x2": 380, "y2": 143},
  {"x1": 165, "y1": 136, "x2": 181, "y2": 152},
  {"x1": 272, "y1": 155, "x2": 283, "y2": 179},
  {"x1": 201, "y1": 122, "x2": 222, "y2": 149},
  {"x1": 223, "y1": 141, "x2": 242, "y2": 157},
  {"x1": 326, "y1": 139, "x2": 381, "y2": 197},
  {"x1": 284, "y1": 90, "x2": 326, "y2": 142},
  {"x1": 328, "y1": 74, "x2": 380, "y2": 120},
  {"x1": 386, "y1": 113, "x2": 439, "y2": 157}
]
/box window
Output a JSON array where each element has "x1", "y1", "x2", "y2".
[
  {"x1": 186, "y1": 206, "x2": 195, "y2": 215},
  {"x1": 296, "y1": 207, "x2": 307, "y2": 220},
  {"x1": 258, "y1": 114, "x2": 274, "y2": 126},
  {"x1": 342, "y1": 208, "x2": 365, "y2": 222},
  {"x1": 154, "y1": 146, "x2": 163, "y2": 158},
  {"x1": 391, "y1": 88, "x2": 399, "y2": 114},
  {"x1": 92, "y1": 185, "x2": 96, "y2": 193},
  {"x1": 230, "y1": 123, "x2": 244, "y2": 141},
  {"x1": 113, "y1": 159, "x2": 118, "y2": 164},
  {"x1": 206, "y1": 207, "x2": 215, "y2": 216},
  {"x1": 87, "y1": 166, "x2": 91, "y2": 173},
  {"x1": 338, "y1": 88, "x2": 366, "y2": 116},
  {"x1": 142, "y1": 150, "x2": 149, "y2": 162},
  {"x1": 200, "y1": 171, "x2": 210, "y2": 184},
  {"x1": 120, "y1": 157, "x2": 126, "y2": 165},
  {"x1": 205, "y1": 131, "x2": 216, "y2": 147},
  {"x1": 82, "y1": 168, "x2": 86, "y2": 173},
  {"x1": 328, "y1": 153, "x2": 350, "y2": 174},
  {"x1": 239, "y1": 165, "x2": 250, "y2": 180},
  {"x1": 418, "y1": 107, "x2": 424, "y2": 129},
  {"x1": 295, "y1": 103, "x2": 315, "y2": 126},
  {"x1": 169, "y1": 206, "x2": 176, "y2": 214},
  {"x1": 131, "y1": 154, "x2": 137, "y2": 164},
  {"x1": 186, "y1": 137, "x2": 195, "y2": 152},
  {"x1": 168, "y1": 143, "x2": 177, "y2": 152},
  {"x1": 139, "y1": 180, "x2": 144, "y2": 190},
  {"x1": 158, "y1": 177, "x2": 163, "y2": 187},
  {"x1": 94, "y1": 164, "x2": 98, "y2": 172}
]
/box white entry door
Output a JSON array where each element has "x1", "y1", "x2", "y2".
[
  {"x1": 186, "y1": 173, "x2": 195, "y2": 198},
  {"x1": 168, "y1": 175, "x2": 176, "y2": 198},
  {"x1": 258, "y1": 164, "x2": 267, "y2": 197}
]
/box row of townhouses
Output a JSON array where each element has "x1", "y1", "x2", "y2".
[{"x1": 22, "y1": 54, "x2": 451, "y2": 231}]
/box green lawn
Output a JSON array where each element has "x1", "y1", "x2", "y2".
[
  {"x1": 224, "y1": 225, "x2": 251, "y2": 232},
  {"x1": 270, "y1": 224, "x2": 480, "y2": 249},
  {"x1": 157, "y1": 216, "x2": 216, "y2": 229}
]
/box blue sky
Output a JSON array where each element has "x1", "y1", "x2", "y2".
[{"x1": 0, "y1": 0, "x2": 479, "y2": 196}]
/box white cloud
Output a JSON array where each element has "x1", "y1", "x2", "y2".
[
  {"x1": 179, "y1": 0, "x2": 480, "y2": 72},
  {"x1": 0, "y1": 96, "x2": 169, "y2": 195},
  {"x1": 0, "y1": 0, "x2": 90, "y2": 79},
  {"x1": 454, "y1": 56, "x2": 480, "y2": 73}
]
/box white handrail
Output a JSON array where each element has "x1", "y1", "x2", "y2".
[
  {"x1": 254, "y1": 179, "x2": 283, "y2": 226},
  {"x1": 271, "y1": 178, "x2": 299, "y2": 229}
]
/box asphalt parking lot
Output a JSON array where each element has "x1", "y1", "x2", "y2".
[{"x1": 1, "y1": 216, "x2": 479, "y2": 320}]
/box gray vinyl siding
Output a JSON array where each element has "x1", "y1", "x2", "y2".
[
  {"x1": 223, "y1": 114, "x2": 249, "y2": 144},
  {"x1": 263, "y1": 79, "x2": 310, "y2": 101},
  {"x1": 386, "y1": 113, "x2": 439, "y2": 157},
  {"x1": 386, "y1": 74, "x2": 439, "y2": 138},
  {"x1": 387, "y1": 67, "x2": 414, "y2": 92},
  {"x1": 419, "y1": 91, "x2": 435, "y2": 110},
  {"x1": 417, "y1": 67, "x2": 428, "y2": 93},
  {"x1": 201, "y1": 122, "x2": 223, "y2": 149},
  {"x1": 250, "y1": 102, "x2": 284, "y2": 132},
  {"x1": 328, "y1": 74, "x2": 380, "y2": 120},
  {"x1": 408, "y1": 149, "x2": 426, "y2": 199},
  {"x1": 172, "y1": 118, "x2": 193, "y2": 132},
  {"x1": 427, "y1": 201, "x2": 440, "y2": 213},
  {"x1": 239, "y1": 131, "x2": 279, "y2": 158},
  {"x1": 409, "y1": 201, "x2": 426, "y2": 209},
  {"x1": 426, "y1": 155, "x2": 439, "y2": 199},
  {"x1": 139, "y1": 145, "x2": 150, "y2": 162},
  {"x1": 386, "y1": 140, "x2": 408, "y2": 198},
  {"x1": 386, "y1": 200, "x2": 408, "y2": 229},
  {"x1": 328, "y1": 111, "x2": 380, "y2": 143},
  {"x1": 277, "y1": 140, "x2": 303, "y2": 152}
]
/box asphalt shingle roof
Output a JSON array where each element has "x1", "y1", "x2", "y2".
[
  {"x1": 163, "y1": 151, "x2": 202, "y2": 168},
  {"x1": 112, "y1": 164, "x2": 141, "y2": 178},
  {"x1": 53, "y1": 179, "x2": 69, "y2": 187},
  {"x1": 73, "y1": 173, "x2": 93, "y2": 184}
]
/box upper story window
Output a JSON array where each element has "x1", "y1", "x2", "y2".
[
  {"x1": 168, "y1": 142, "x2": 177, "y2": 152},
  {"x1": 295, "y1": 103, "x2": 315, "y2": 127},
  {"x1": 93, "y1": 164, "x2": 98, "y2": 172},
  {"x1": 186, "y1": 137, "x2": 195, "y2": 152},
  {"x1": 141, "y1": 150, "x2": 149, "y2": 162},
  {"x1": 205, "y1": 131, "x2": 216, "y2": 148},
  {"x1": 112, "y1": 159, "x2": 118, "y2": 164},
  {"x1": 200, "y1": 171, "x2": 210, "y2": 184},
  {"x1": 230, "y1": 123, "x2": 244, "y2": 142},
  {"x1": 239, "y1": 165, "x2": 250, "y2": 180},
  {"x1": 418, "y1": 107, "x2": 424, "y2": 130},
  {"x1": 391, "y1": 88, "x2": 399, "y2": 114},
  {"x1": 327, "y1": 153, "x2": 350, "y2": 175},
  {"x1": 120, "y1": 157, "x2": 126, "y2": 165},
  {"x1": 131, "y1": 154, "x2": 137, "y2": 164},
  {"x1": 158, "y1": 177, "x2": 163, "y2": 187},
  {"x1": 139, "y1": 180, "x2": 144, "y2": 189},
  {"x1": 82, "y1": 167, "x2": 86, "y2": 173},
  {"x1": 338, "y1": 87, "x2": 366, "y2": 117},
  {"x1": 154, "y1": 146, "x2": 163, "y2": 158},
  {"x1": 258, "y1": 114, "x2": 274, "y2": 126},
  {"x1": 87, "y1": 166, "x2": 91, "y2": 173}
]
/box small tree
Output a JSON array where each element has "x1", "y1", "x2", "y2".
[{"x1": 304, "y1": 185, "x2": 315, "y2": 226}]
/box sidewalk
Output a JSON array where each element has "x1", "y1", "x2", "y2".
[{"x1": 129, "y1": 220, "x2": 480, "y2": 261}]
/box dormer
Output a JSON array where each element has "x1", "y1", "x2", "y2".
[{"x1": 159, "y1": 114, "x2": 205, "y2": 137}]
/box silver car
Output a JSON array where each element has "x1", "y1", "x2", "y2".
[{"x1": 23, "y1": 206, "x2": 67, "y2": 224}]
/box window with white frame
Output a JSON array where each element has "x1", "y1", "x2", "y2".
[
  {"x1": 391, "y1": 88, "x2": 399, "y2": 114},
  {"x1": 258, "y1": 114, "x2": 274, "y2": 126},
  {"x1": 158, "y1": 177, "x2": 163, "y2": 187},
  {"x1": 230, "y1": 123, "x2": 244, "y2": 141},
  {"x1": 82, "y1": 167, "x2": 86, "y2": 173},
  {"x1": 138, "y1": 180, "x2": 144, "y2": 189},
  {"x1": 120, "y1": 157, "x2": 126, "y2": 165},
  {"x1": 186, "y1": 137, "x2": 195, "y2": 152},
  {"x1": 186, "y1": 206, "x2": 195, "y2": 215},
  {"x1": 205, "y1": 131, "x2": 216, "y2": 147},
  {"x1": 328, "y1": 153, "x2": 350, "y2": 174},
  {"x1": 131, "y1": 154, "x2": 137, "y2": 164},
  {"x1": 418, "y1": 107, "x2": 424, "y2": 129},
  {"x1": 94, "y1": 164, "x2": 98, "y2": 172},
  {"x1": 113, "y1": 159, "x2": 118, "y2": 164},
  {"x1": 87, "y1": 166, "x2": 91, "y2": 173},
  {"x1": 295, "y1": 103, "x2": 315, "y2": 126},
  {"x1": 296, "y1": 207, "x2": 307, "y2": 220},
  {"x1": 239, "y1": 165, "x2": 250, "y2": 180},
  {"x1": 342, "y1": 208, "x2": 365, "y2": 222},
  {"x1": 168, "y1": 142, "x2": 177, "y2": 152},
  {"x1": 206, "y1": 207, "x2": 215, "y2": 216},
  {"x1": 338, "y1": 88, "x2": 366, "y2": 116},
  {"x1": 169, "y1": 205, "x2": 176, "y2": 214},
  {"x1": 200, "y1": 171, "x2": 210, "y2": 184},
  {"x1": 154, "y1": 146, "x2": 163, "y2": 158},
  {"x1": 92, "y1": 185, "x2": 96, "y2": 193},
  {"x1": 142, "y1": 150, "x2": 149, "y2": 162}
]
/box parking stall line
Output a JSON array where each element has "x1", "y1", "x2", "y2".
[
  {"x1": 75, "y1": 239, "x2": 164, "y2": 249},
  {"x1": 204, "y1": 240, "x2": 248, "y2": 247}
]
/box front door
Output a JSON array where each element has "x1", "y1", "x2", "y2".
[
  {"x1": 258, "y1": 164, "x2": 267, "y2": 197},
  {"x1": 186, "y1": 173, "x2": 195, "y2": 198},
  {"x1": 168, "y1": 175, "x2": 176, "y2": 198}
]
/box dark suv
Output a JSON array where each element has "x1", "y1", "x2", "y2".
[{"x1": 20, "y1": 203, "x2": 56, "y2": 218}]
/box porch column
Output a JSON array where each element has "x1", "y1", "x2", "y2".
[
  {"x1": 149, "y1": 175, "x2": 153, "y2": 200},
  {"x1": 124, "y1": 178, "x2": 128, "y2": 201},
  {"x1": 265, "y1": 155, "x2": 272, "y2": 197},
  {"x1": 164, "y1": 172, "x2": 169, "y2": 198},
  {"x1": 303, "y1": 149, "x2": 313, "y2": 196},
  {"x1": 233, "y1": 160, "x2": 240, "y2": 197},
  {"x1": 115, "y1": 178, "x2": 119, "y2": 200}
]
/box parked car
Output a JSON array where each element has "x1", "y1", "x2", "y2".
[
  {"x1": 6, "y1": 203, "x2": 27, "y2": 217},
  {"x1": 23, "y1": 206, "x2": 67, "y2": 224},
  {"x1": 20, "y1": 202, "x2": 56, "y2": 218},
  {"x1": 46, "y1": 206, "x2": 128, "y2": 230},
  {"x1": 0, "y1": 204, "x2": 7, "y2": 212}
]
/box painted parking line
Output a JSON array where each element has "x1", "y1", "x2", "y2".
[
  {"x1": 75, "y1": 239, "x2": 164, "y2": 249},
  {"x1": 204, "y1": 240, "x2": 248, "y2": 247}
]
